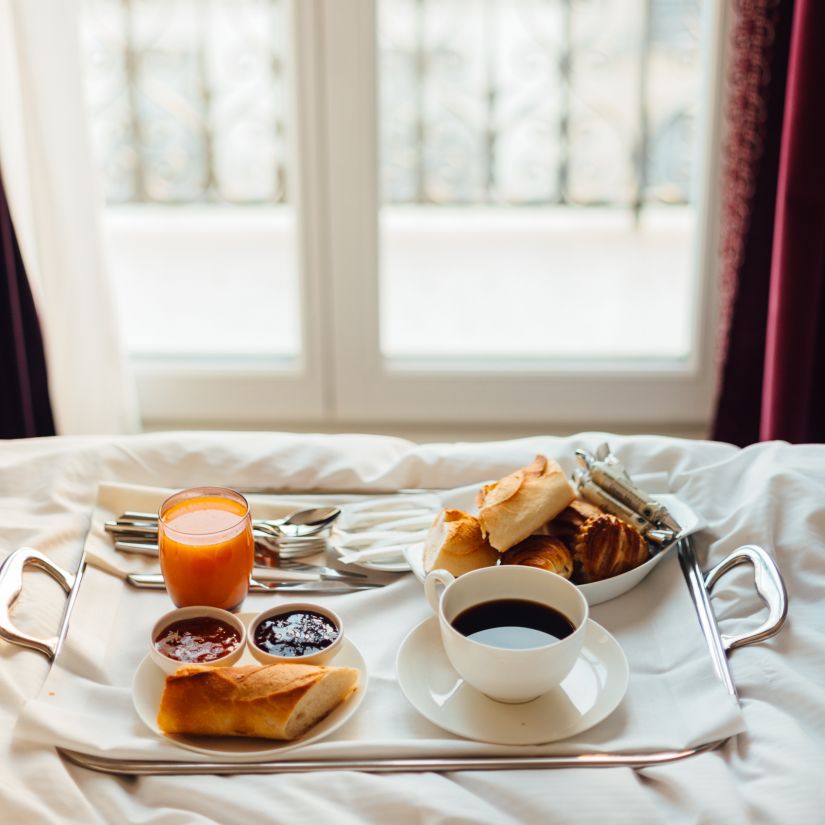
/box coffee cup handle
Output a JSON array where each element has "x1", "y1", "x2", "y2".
[{"x1": 424, "y1": 569, "x2": 455, "y2": 613}]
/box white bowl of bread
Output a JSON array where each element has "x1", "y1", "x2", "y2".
[{"x1": 420, "y1": 454, "x2": 690, "y2": 606}]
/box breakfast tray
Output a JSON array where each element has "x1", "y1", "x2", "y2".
[{"x1": 0, "y1": 512, "x2": 786, "y2": 775}]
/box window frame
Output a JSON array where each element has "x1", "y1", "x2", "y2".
[{"x1": 121, "y1": 0, "x2": 727, "y2": 429}]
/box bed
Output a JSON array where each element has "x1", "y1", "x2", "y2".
[{"x1": 0, "y1": 430, "x2": 821, "y2": 824}]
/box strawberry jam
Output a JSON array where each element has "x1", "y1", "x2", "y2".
[{"x1": 154, "y1": 616, "x2": 241, "y2": 663}]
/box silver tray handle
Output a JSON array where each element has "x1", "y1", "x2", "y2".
[
  {"x1": 0, "y1": 547, "x2": 75, "y2": 661},
  {"x1": 704, "y1": 544, "x2": 788, "y2": 652}
]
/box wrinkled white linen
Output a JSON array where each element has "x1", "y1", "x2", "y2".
[{"x1": 0, "y1": 431, "x2": 824, "y2": 824}]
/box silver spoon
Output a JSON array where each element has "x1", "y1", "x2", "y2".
[{"x1": 261, "y1": 505, "x2": 341, "y2": 537}]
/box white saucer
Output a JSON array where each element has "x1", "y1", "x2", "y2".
[
  {"x1": 403, "y1": 493, "x2": 702, "y2": 605},
  {"x1": 396, "y1": 616, "x2": 628, "y2": 745},
  {"x1": 133, "y1": 634, "x2": 368, "y2": 759}
]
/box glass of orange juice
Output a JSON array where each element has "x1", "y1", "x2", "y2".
[{"x1": 158, "y1": 487, "x2": 254, "y2": 611}]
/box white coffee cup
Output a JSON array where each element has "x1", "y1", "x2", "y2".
[{"x1": 424, "y1": 565, "x2": 589, "y2": 703}]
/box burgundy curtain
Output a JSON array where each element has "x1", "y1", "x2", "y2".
[
  {"x1": 712, "y1": 0, "x2": 825, "y2": 445},
  {"x1": 0, "y1": 171, "x2": 55, "y2": 438}
]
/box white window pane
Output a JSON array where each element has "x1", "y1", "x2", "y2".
[
  {"x1": 378, "y1": 0, "x2": 702, "y2": 362},
  {"x1": 380, "y1": 206, "x2": 692, "y2": 359},
  {"x1": 103, "y1": 206, "x2": 299, "y2": 358},
  {"x1": 81, "y1": 0, "x2": 300, "y2": 359}
]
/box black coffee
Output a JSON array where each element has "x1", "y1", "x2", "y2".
[{"x1": 451, "y1": 599, "x2": 575, "y2": 649}]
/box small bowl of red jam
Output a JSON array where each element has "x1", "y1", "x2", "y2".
[
  {"x1": 248, "y1": 603, "x2": 343, "y2": 666},
  {"x1": 150, "y1": 606, "x2": 246, "y2": 674}
]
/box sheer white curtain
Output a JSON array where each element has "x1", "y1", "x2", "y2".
[{"x1": 0, "y1": 0, "x2": 137, "y2": 434}]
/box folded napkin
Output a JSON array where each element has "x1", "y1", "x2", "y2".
[
  {"x1": 333, "y1": 493, "x2": 441, "y2": 566},
  {"x1": 13, "y1": 481, "x2": 745, "y2": 763}
]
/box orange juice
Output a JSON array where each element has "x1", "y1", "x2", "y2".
[{"x1": 158, "y1": 487, "x2": 254, "y2": 611}]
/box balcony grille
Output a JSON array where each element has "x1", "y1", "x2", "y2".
[{"x1": 81, "y1": 0, "x2": 701, "y2": 209}]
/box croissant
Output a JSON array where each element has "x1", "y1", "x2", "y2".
[
  {"x1": 543, "y1": 498, "x2": 605, "y2": 543},
  {"x1": 571, "y1": 514, "x2": 649, "y2": 583},
  {"x1": 500, "y1": 535, "x2": 574, "y2": 579}
]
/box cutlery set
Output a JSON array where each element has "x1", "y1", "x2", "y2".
[
  {"x1": 106, "y1": 516, "x2": 330, "y2": 560},
  {"x1": 106, "y1": 507, "x2": 387, "y2": 593}
]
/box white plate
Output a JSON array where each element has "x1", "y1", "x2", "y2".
[
  {"x1": 132, "y1": 634, "x2": 368, "y2": 760},
  {"x1": 403, "y1": 493, "x2": 703, "y2": 606},
  {"x1": 396, "y1": 616, "x2": 628, "y2": 745}
]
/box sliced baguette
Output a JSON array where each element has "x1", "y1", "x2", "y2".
[{"x1": 157, "y1": 662, "x2": 359, "y2": 741}]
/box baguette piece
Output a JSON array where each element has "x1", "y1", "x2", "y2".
[
  {"x1": 476, "y1": 455, "x2": 576, "y2": 552},
  {"x1": 157, "y1": 663, "x2": 359, "y2": 741},
  {"x1": 423, "y1": 508, "x2": 498, "y2": 576}
]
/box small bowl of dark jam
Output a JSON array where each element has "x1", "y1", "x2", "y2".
[
  {"x1": 150, "y1": 606, "x2": 246, "y2": 674},
  {"x1": 248, "y1": 603, "x2": 343, "y2": 666}
]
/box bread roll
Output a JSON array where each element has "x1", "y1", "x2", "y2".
[
  {"x1": 423, "y1": 508, "x2": 498, "y2": 576},
  {"x1": 476, "y1": 455, "x2": 576, "y2": 552},
  {"x1": 500, "y1": 535, "x2": 574, "y2": 579},
  {"x1": 157, "y1": 662, "x2": 359, "y2": 741},
  {"x1": 571, "y1": 514, "x2": 649, "y2": 583}
]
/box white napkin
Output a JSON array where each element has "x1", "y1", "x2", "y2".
[
  {"x1": 333, "y1": 493, "x2": 442, "y2": 566},
  {"x1": 13, "y1": 481, "x2": 745, "y2": 763}
]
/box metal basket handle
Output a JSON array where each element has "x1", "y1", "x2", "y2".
[
  {"x1": 704, "y1": 544, "x2": 788, "y2": 652},
  {"x1": 0, "y1": 547, "x2": 75, "y2": 661}
]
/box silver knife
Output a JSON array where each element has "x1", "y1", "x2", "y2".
[
  {"x1": 247, "y1": 567, "x2": 371, "y2": 583},
  {"x1": 126, "y1": 573, "x2": 383, "y2": 593}
]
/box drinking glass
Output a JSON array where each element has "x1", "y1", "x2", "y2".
[{"x1": 158, "y1": 486, "x2": 254, "y2": 611}]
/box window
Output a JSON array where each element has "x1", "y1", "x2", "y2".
[
  {"x1": 378, "y1": 0, "x2": 698, "y2": 361},
  {"x1": 80, "y1": 0, "x2": 725, "y2": 427}
]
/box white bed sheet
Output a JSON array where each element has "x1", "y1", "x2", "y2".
[{"x1": 0, "y1": 431, "x2": 823, "y2": 824}]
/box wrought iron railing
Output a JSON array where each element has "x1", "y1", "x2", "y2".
[{"x1": 81, "y1": 0, "x2": 701, "y2": 209}]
